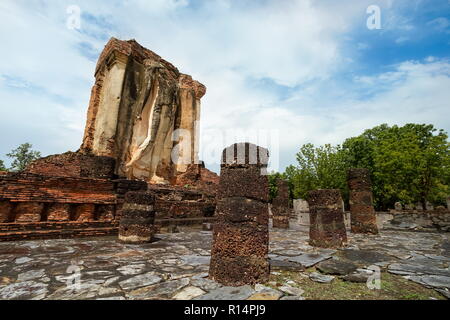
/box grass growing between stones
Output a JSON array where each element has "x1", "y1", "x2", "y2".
[{"x1": 268, "y1": 270, "x2": 445, "y2": 300}]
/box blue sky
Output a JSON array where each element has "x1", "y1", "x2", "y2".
[{"x1": 0, "y1": 0, "x2": 449, "y2": 173}]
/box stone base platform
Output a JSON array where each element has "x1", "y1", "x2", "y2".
[{"x1": 0, "y1": 220, "x2": 448, "y2": 300}]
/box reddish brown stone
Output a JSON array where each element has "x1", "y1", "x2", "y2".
[
  {"x1": 0, "y1": 200, "x2": 12, "y2": 223},
  {"x1": 47, "y1": 203, "x2": 71, "y2": 222},
  {"x1": 0, "y1": 173, "x2": 116, "y2": 205},
  {"x1": 272, "y1": 179, "x2": 290, "y2": 229},
  {"x1": 215, "y1": 197, "x2": 268, "y2": 224},
  {"x1": 14, "y1": 202, "x2": 44, "y2": 223},
  {"x1": 174, "y1": 162, "x2": 219, "y2": 195},
  {"x1": 25, "y1": 151, "x2": 115, "y2": 179},
  {"x1": 218, "y1": 166, "x2": 269, "y2": 202},
  {"x1": 74, "y1": 204, "x2": 95, "y2": 222},
  {"x1": 209, "y1": 143, "x2": 269, "y2": 286},
  {"x1": 211, "y1": 222, "x2": 268, "y2": 257},
  {"x1": 209, "y1": 255, "x2": 269, "y2": 287},
  {"x1": 119, "y1": 191, "x2": 156, "y2": 243},
  {"x1": 347, "y1": 168, "x2": 378, "y2": 234},
  {"x1": 308, "y1": 189, "x2": 347, "y2": 248}
]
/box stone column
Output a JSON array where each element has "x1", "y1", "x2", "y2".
[
  {"x1": 347, "y1": 168, "x2": 378, "y2": 234},
  {"x1": 119, "y1": 191, "x2": 156, "y2": 243},
  {"x1": 209, "y1": 143, "x2": 270, "y2": 286},
  {"x1": 308, "y1": 189, "x2": 347, "y2": 248},
  {"x1": 272, "y1": 179, "x2": 290, "y2": 229}
]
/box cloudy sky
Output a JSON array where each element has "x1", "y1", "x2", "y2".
[{"x1": 0, "y1": 0, "x2": 449, "y2": 173}]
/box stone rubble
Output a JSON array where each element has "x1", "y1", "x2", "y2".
[{"x1": 0, "y1": 222, "x2": 448, "y2": 300}]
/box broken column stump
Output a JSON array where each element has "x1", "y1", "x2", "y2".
[
  {"x1": 347, "y1": 168, "x2": 378, "y2": 234},
  {"x1": 119, "y1": 191, "x2": 156, "y2": 244},
  {"x1": 272, "y1": 179, "x2": 290, "y2": 229},
  {"x1": 209, "y1": 142, "x2": 270, "y2": 286},
  {"x1": 308, "y1": 189, "x2": 347, "y2": 248}
]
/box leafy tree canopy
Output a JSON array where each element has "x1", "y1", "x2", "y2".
[
  {"x1": 6, "y1": 143, "x2": 42, "y2": 172},
  {"x1": 277, "y1": 124, "x2": 449, "y2": 210}
]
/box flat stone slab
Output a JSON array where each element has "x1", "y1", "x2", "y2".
[
  {"x1": 286, "y1": 253, "x2": 332, "y2": 268},
  {"x1": 278, "y1": 285, "x2": 304, "y2": 296},
  {"x1": 0, "y1": 223, "x2": 448, "y2": 300},
  {"x1": 269, "y1": 259, "x2": 304, "y2": 271},
  {"x1": 339, "y1": 249, "x2": 396, "y2": 266},
  {"x1": 408, "y1": 275, "x2": 450, "y2": 290},
  {"x1": 388, "y1": 263, "x2": 450, "y2": 277},
  {"x1": 309, "y1": 272, "x2": 335, "y2": 283},
  {"x1": 0, "y1": 280, "x2": 48, "y2": 300},
  {"x1": 194, "y1": 285, "x2": 255, "y2": 300},
  {"x1": 316, "y1": 259, "x2": 358, "y2": 275},
  {"x1": 342, "y1": 269, "x2": 374, "y2": 283},
  {"x1": 127, "y1": 278, "x2": 190, "y2": 300},
  {"x1": 119, "y1": 272, "x2": 163, "y2": 291},
  {"x1": 173, "y1": 286, "x2": 206, "y2": 300}
]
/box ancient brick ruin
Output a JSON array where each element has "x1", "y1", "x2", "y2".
[
  {"x1": 80, "y1": 38, "x2": 207, "y2": 184},
  {"x1": 308, "y1": 189, "x2": 347, "y2": 248},
  {"x1": 119, "y1": 191, "x2": 157, "y2": 243},
  {"x1": 347, "y1": 168, "x2": 379, "y2": 234},
  {"x1": 0, "y1": 38, "x2": 218, "y2": 242},
  {"x1": 209, "y1": 143, "x2": 270, "y2": 286},
  {"x1": 271, "y1": 179, "x2": 290, "y2": 229}
]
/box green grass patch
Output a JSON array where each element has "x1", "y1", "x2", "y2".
[{"x1": 268, "y1": 270, "x2": 445, "y2": 300}]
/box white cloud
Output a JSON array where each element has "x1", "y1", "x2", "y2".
[
  {"x1": 0, "y1": 0, "x2": 448, "y2": 173},
  {"x1": 427, "y1": 17, "x2": 450, "y2": 33}
]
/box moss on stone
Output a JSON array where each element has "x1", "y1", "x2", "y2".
[{"x1": 267, "y1": 270, "x2": 445, "y2": 300}]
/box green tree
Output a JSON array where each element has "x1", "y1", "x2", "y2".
[
  {"x1": 6, "y1": 143, "x2": 42, "y2": 172},
  {"x1": 0, "y1": 159, "x2": 6, "y2": 171},
  {"x1": 284, "y1": 143, "x2": 350, "y2": 202},
  {"x1": 343, "y1": 124, "x2": 450, "y2": 210},
  {"x1": 268, "y1": 171, "x2": 283, "y2": 202}
]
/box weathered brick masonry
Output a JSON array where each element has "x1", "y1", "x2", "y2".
[
  {"x1": 0, "y1": 170, "x2": 145, "y2": 241},
  {"x1": 119, "y1": 191, "x2": 157, "y2": 243},
  {"x1": 347, "y1": 168, "x2": 379, "y2": 234},
  {"x1": 308, "y1": 189, "x2": 347, "y2": 248},
  {"x1": 0, "y1": 38, "x2": 219, "y2": 241},
  {"x1": 272, "y1": 179, "x2": 290, "y2": 229},
  {"x1": 209, "y1": 143, "x2": 270, "y2": 286}
]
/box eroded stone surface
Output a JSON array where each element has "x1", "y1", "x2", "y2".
[
  {"x1": 309, "y1": 272, "x2": 335, "y2": 283},
  {"x1": 209, "y1": 143, "x2": 270, "y2": 286},
  {"x1": 80, "y1": 38, "x2": 206, "y2": 183},
  {"x1": 0, "y1": 223, "x2": 448, "y2": 300},
  {"x1": 316, "y1": 258, "x2": 358, "y2": 275},
  {"x1": 194, "y1": 285, "x2": 255, "y2": 300}
]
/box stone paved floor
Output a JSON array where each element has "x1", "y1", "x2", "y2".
[{"x1": 0, "y1": 222, "x2": 448, "y2": 300}]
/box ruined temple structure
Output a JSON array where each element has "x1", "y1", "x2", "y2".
[
  {"x1": 347, "y1": 168, "x2": 378, "y2": 234},
  {"x1": 272, "y1": 179, "x2": 290, "y2": 229},
  {"x1": 209, "y1": 143, "x2": 270, "y2": 286},
  {"x1": 119, "y1": 191, "x2": 157, "y2": 243},
  {"x1": 308, "y1": 189, "x2": 347, "y2": 248},
  {"x1": 0, "y1": 38, "x2": 218, "y2": 241},
  {"x1": 80, "y1": 38, "x2": 208, "y2": 184}
]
